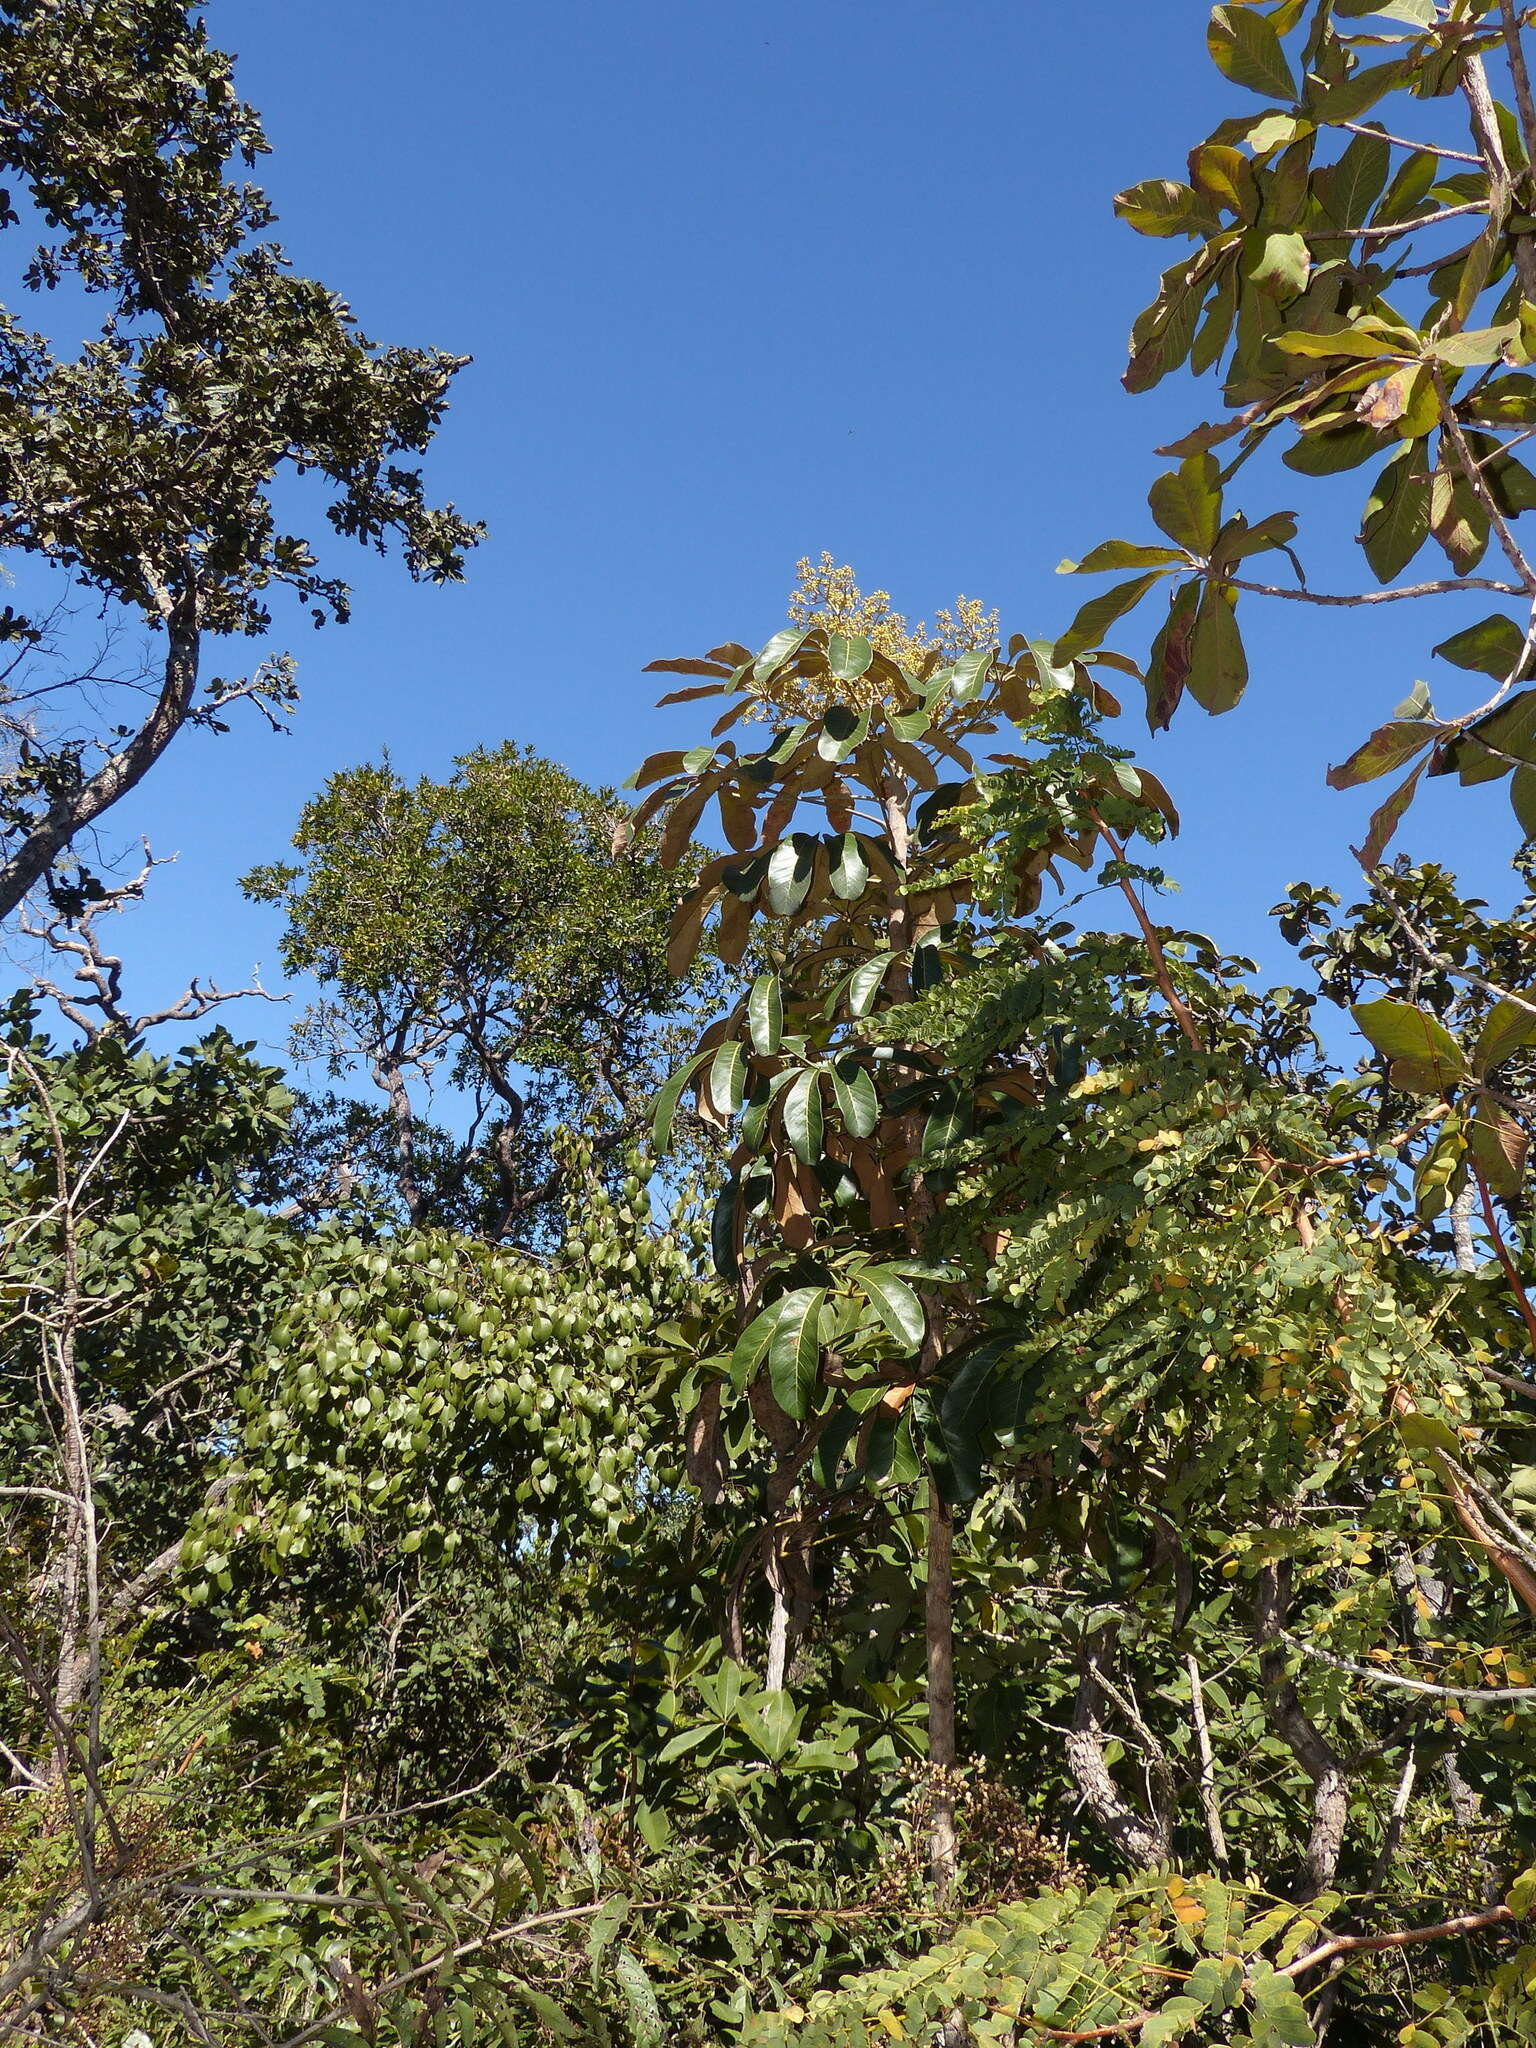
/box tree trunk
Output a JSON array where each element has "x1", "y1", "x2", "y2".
[{"x1": 926, "y1": 1487, "x2": 958, "y2": 1900}]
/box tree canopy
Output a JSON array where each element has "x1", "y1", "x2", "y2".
[{"x1": 15, "y1": 6, "x2": 1536, "y2": 2048}]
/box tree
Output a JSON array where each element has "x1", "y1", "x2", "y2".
[
  {"x1": 633, "y1": 595, "x2": 1177, "y2": 1896},
  {"x1": 243, "y1": 744, "x2": 717, "y2": 1242},
  {"x1": 0, "y1": 0, "x2": 479, "y2": 919},
  {"x1": 1053, "y1": 0, "x2": 1536, "y2": 870}
]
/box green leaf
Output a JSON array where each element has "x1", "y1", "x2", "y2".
[
  {"x1": 753, "y1": 628, "x2": 807, "y2": 680},
  {"x1": 1188, "y1": 584, "x2": 1248, "y2": 712},
  {"x1": 749, "y1": 974, "x2": 783, "y2": 1055},
  {"x1": 768, "y1": 1287, "x2": 826, "y2": 1418},
  {"x1": 1271, "y1": 323, "x2": 1409, "y2": 360},
  {"x1": 948, "y1": 648, "x2": 994, "y2": 704},
  {"x1": 613, "y1": 1949, "x2": 664, "y2": 2048},
  {"x1": 1247, "y1": 1966, "x2": 1317, "y2": 2045},
  {"x1": 1474, "y1": 991, "x2": 1536, "y2": 1073},
  {"x1": 1353, "y1": 997, "x2": 1466, "y2": 1093},
  {"x1": 937, "y1": 1338, "x2": 1013, "y2": 1504},
  {"x1": 782, "y1": 1068, "x2": 825, "y2": 1165},
  {"x1": 1508, "y1": 1865, "x2": 1536, "y2": 1919},
  {"x1": 826, "y1": 632, "x2": 873, "y2": 680},
  {"x1": 1059, "y1": 540, "x2": 1190, "y2": 573},
  {"x1": 1054, "y1": 573, "x2": 1166, "y2": 663},
  {"x1": 1514, "y1": 764, "x2": 1536, "y2": 836},
  {"x1": 847, "y1": 953, "x2": 894, "y2": 1017},
  {"x1": 1470, "y1": 1100, "x2": 1530, "y2": 1197},
  {"x1": 817, "y1": 703, "x2": 870, "y2": 763},
  {"x1": 1139, "y1": 2001, "x2": 1210, "y2": 2048},
  {"x1": 708, "y1": 1039, "x2": 748, "y2": 1117},
  {"x1": 737, "y1": 1689, "x2": 801, "y2": 1759},
  {"x1": 766, "y1": 833, "x2": 817, "y2": 915},
  {"x1": 1319, "y1": 128, "x2": 1391, "y2": 228},
  {"x1": 651, "y1": 1048, "x2": 712, "y2": 1152},
  {"x1": 1248, "y1": 228, "x2": 1310, "y2": 296},
  {"x1": 1432, "y1": 323, "x2": 1519, "y2": 368},
  {"x1": 1148, "y1": 453, "x2": 1222, "y2": 553},
  {"x1": 1283, "y1": 422, "x2": 1381, "y2": 475},
  {"x1": 829, "y1": 831, "x2": 870, "y2": 901},
  {"x1": 1113, "y1": 178, "x2": 1220, "y2": 237},
  {"x1": 1361, "y1": 443, "x2": 1431, "y2": 582},
  {"x1": 1336, "y1": 0, "x2": 1433, "y2": 20},
  {"x1": 831, "y1": 1057, "x2": 879, "y2": 1138},
  {"x1": 1311, "y1": 56, "x2": 1411, "y2": 126},
  {"x1": 1208, "y1": 6, "x2": 1298, "y2": 101},
  {"x1": 1458, "y1": 689, "x2": 1536, "y2": 784},
  {"x1": 1326, "y1": 718, "x2": 1438, "y2": 788},
  {"x1": 1434, "y1": 613, "x2": 1529, "y2": 678},
  {"x1": 710, "y1": 1179, "x2": 739, "y2": 1280},
  {"x1": 730, "y1": 1296, "x2": 785, "y2": 1390},
  {"x1": 856, "y1": 1265, "x2": 926, "y2": 1353},
  {"x1": 1355, "y1": 759, "x2": 1425, "y2": 866}
]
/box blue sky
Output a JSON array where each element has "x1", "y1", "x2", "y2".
[{"x1": 20, "y1": 0, "x2": 1522, "y2": 1064}]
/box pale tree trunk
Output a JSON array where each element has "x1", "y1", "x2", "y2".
[
  {"x1": 880, "y1": 778, "x2": 963, "y2": 1898},
  {"x1": 925, "y1": 1489, "x2": 959, "y2": 1898}
]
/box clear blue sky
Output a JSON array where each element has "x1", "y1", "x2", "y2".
[{"x1": 39, "y1": 0, "x2": 1520, "y2": 1061}]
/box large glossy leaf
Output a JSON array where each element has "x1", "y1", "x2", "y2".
[
  {"x1": 766, "y1": 834, "x2": 817, "y2": 915},
  {"x1": 829, "y1": 831, "x2": 870, "y2": 901},
  {"x1": 753, "y1": 628, "x2": 808, "y2": 681},
  {"x1": 782, "y1": 1069, "x2": 825, "y2": 1166},
  {"x1": 937, "y1": 1337, "x2": 1014, "y2": 1504},
  {"x1": 642, "y1": 655, "x2": 734, "y2": 679},
  {"x1": 1470, "y1": 1100, "x2": 1530, "y2": 1198},
  {"x1": 1145, "y1": 579, "x2": 1201, "y2": 730},
  {"x1": 1472, "y1": 996, "x2": 1536, "y2": 1076},
  {"x1": 826, "y1": 632, "x2": 873, "y2": 681},
  {"x1": 856, "y1": 1265, "x2": 926, "y2": 1353},
  {"x1": 948, "y1": 648, "x2": 994, "y2": 704},
  {"x1": 710, "y1": 1178, "x2": 739, "y2": 1280},
  {"x1": 1414, "y1": 1112, "x2": 1465, "y2": 1221},
  {"x1": 1318, "y1": 128, "x2": 1391, "y2": 229},
  {"x1": 768, "y1": 1287, "x2": 826, "y2": 1418},
  {"x1": 817, "y1": 703, "x2": 870, "y2": 763},
  {"x1": 1187, "y1": 585, "x2": 1248, "y2": 712},
  {"x1": 707, "y1": 1039, "x2": 748, "y2": 1118},
  {"x1": 650, "y1": 1047, "x2": 712, "y2": 1153},
  {"x1": 1114, "y1": 176, "x2": 1223, "y2": 237},
  {"x1": 1353, "y1": 997, "x2": 1466, "y2": 1093},
  {"x1": 848, "y1": 952, "x2": 895, "y2": 1017},
  {"x1": 1311, "y1": 55, "x2": 1411, "y2": 125},
  {"x1": 729, "y1": 1294, "x2": 787, "y2": 1390},
  {"x1": 1434, "y1": 613, "x2": 1529, "y2": 679},
  {"x1": 667, "y1": 881, "x2": 720, "y2": 977},
  {"x1": 831, "y1": 1057, "x2": 879, "y2": 1138},
  {"x1": 1060, "y1": 540, "x2": 1190, "y2": 574},
  {"x1": 1326, "y1": 717, "x2": 1438, "y2": 788},
  {"x1": 749, "y1": 973, "x2": 783, "y2": 1055},
  {"x1": 1148, "y1": 454, "x2": 1222, "y2": 553},
  {"x1": 1207, "y1": 6, "x2": 1297, "y2": 101},
  {"x1": 1354, "y1": 760, "x2": 1425, "y2": 866},
  {"x1": 1362, "y1": 443, "x2": 1432, "y2": 582},
  {"x1": 1457, "y1": 690, "x2": 1536, "y2": 785},
  {"x1": 1055, "y1": 573, "x2": 1166, "y2": 664},
  {"x1": 1283, "y1": 422, "x2": 1382, "y2": 475},
  {"x1": 737, "y1": 1688, "x2": 802, "y2": 1757}
]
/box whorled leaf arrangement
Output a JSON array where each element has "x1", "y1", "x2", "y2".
[{"x1": 1063, "y1": 0, "x2": 1536, "y2": 860}]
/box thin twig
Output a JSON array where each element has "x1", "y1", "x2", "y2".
[
  {"x1": 1282, "y1": 1632, "x2": 1536, "y2": 1702},
  {"x1": 1335, "y1": 121, "x2": 1481, "y2": 165}
]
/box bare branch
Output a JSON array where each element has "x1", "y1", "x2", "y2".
[{"x1": 1226, "y1": 573, "x2": 1526, "y2": 606}]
